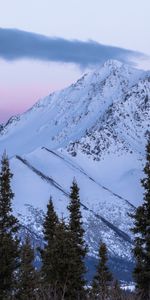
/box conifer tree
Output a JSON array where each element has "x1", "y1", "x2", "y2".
[
  {"x1": 17, "y1": 235, "x2": 37, "y2": 299},
  {"x1": 41, "y1": 197, "x2": 78, "y2": 299},
  {"x1": 41, "y1": 197, "x2": 58, "y2": 285},
  {"x1": 51, "y1": 219, "x2": 77, "y2": 299},
  {"x1": 67, "y1": 178, "x2": 87, "y2": 299},
  {"x1": 0, "y1": 151, "x2": 20, "y2": 299},
  {"x1": 131, "y1": 138, "x2": 150, "y2": 299},
  {"x1": 92, "y1": 242, "x2": 112, "y2": 300}
]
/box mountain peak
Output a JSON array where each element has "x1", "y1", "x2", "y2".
[
  {"x1": 0, "y1": 60, "x2": 149, "y2": 157},
  {"x1": 103, "y1": 59, "x2": 123, "y2": 68}
]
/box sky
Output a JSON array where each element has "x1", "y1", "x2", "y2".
[{"x1": 0, "y1": 0, "x2": 150, "y2": 123}]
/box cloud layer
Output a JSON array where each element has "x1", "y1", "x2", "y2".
[{"x1": 0, "y1": 28, "x2": 143, "y2": 67}]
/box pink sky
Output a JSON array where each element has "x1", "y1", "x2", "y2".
[{"x1": 0, "y1": 60, "x2": 82, "y2": 123}]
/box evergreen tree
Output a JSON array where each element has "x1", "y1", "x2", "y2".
[
  {"x1": 41, "y1": 197, "x2": 58, "y2": 285},
  {"x1": 131, "y1": 138, "x2": 150, "y2": 299},
  {"x1": 92, "y1": 242, "x2": 112, "y2": 300},
  {"x1": 41, "y1": 197, "x2": 78, "y2": 299},
  {"x1": 0, "y1": 151, "x2": 20, "y2": 299},
  {"x1": 67, "y1": 178, "x2": 87, "y2": 299},
  {"x1": 51, "y1": 219, "x2": 77, "y2": 299},
  {"x1": 17, "y1": 235, "x2": 37, "y2": 299}
]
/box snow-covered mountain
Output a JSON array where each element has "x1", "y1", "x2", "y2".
[{"x1": 0, "y1": 59, "x2": 150, "y2": 281}]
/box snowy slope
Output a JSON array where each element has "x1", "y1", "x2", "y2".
[
  {"x1": 66, "y1": 75, "x2": 150, "y2": 205},
  {"x1": 0, "y1": 60, "x2": 148, "y2": 156},
  {"x1": 12, "y1": 147, "x2": 134, "y2": 234},
  {"x1": 0, "y1": 59, "x2": 150, "y2": 280},
  {"x1": 10, "y1": 148, "x2": 133, "y2": 262}
]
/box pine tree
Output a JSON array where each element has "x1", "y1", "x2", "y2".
[
  {"x1": 131, "y1": 138, "x2": 150, "y2": 299},
  {"x1": 41, "y1": 197, "x2": 58, "y2": 285},
  {"x1": 92, "y1": 242, "x2": 112, "y2": 300},
  {"x1": 0, "y1": 151, "x2": 20, "y2": 299},
  {"x1": 17, "y1": 235, "x2": 37, "y2": 299},
  {"x1": 67, "y1": 178, "x2": 87, "y2": 299}
]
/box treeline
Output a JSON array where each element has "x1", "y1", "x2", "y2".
[{"x1": 0, "y1": 138, "x2": 150, "y2": 299}]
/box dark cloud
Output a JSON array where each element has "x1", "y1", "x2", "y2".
[{"x1": 0, "y1": 28, "x2": 144, "y2": 67}]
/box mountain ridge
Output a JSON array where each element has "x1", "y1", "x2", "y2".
[{"x1": 0, "y1": 59, "x2": 149, "y2": 156}]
